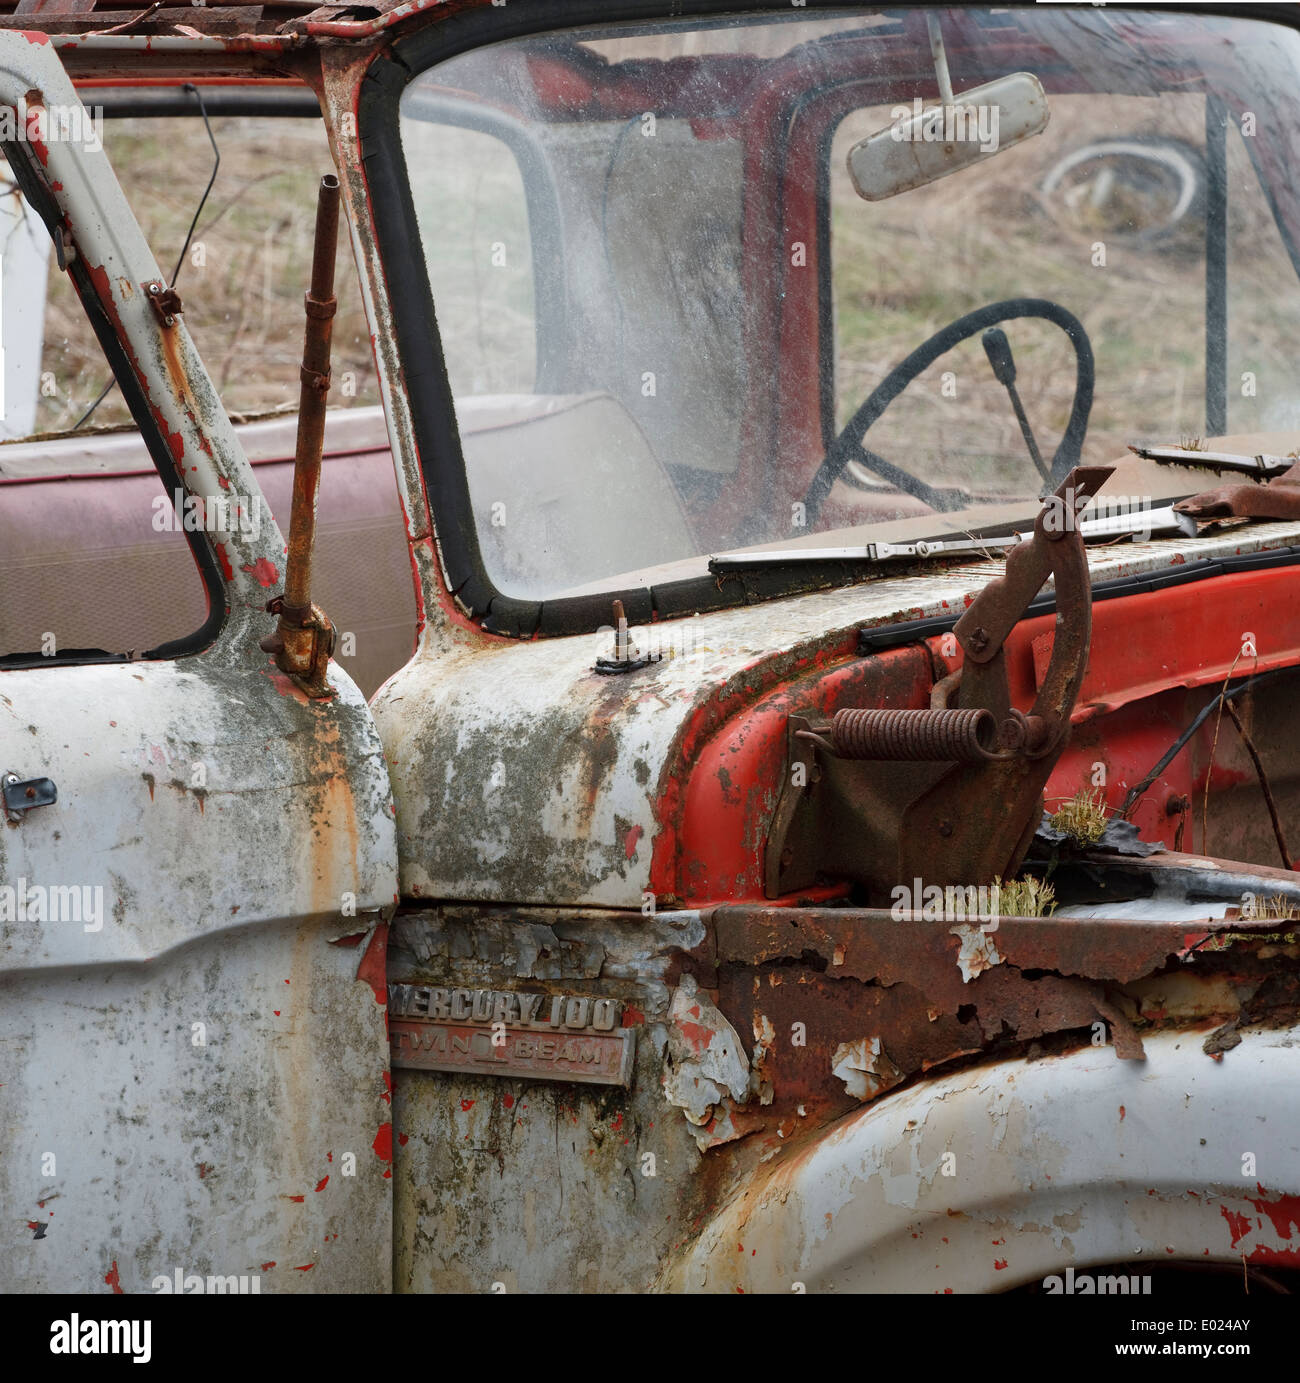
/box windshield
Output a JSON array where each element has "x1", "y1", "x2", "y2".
[{"x1": 396, "y1": 5, "x2": 1300, "y2": 608}]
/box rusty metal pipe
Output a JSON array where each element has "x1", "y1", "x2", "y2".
[
  {"x1": 260, "y1": 173, "x2": 340, "y2": 697},
  {"x1": 284, "y1": 172, "x2": 340, "y2": 617}
]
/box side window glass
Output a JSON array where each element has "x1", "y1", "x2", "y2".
[
  {"x1": 0, "y1": 141, "x2": 210, "y2": 662},
  {"x1": 401, "y1": 118, "x2": 537, "y2": 395},
  {"x1": 830, "y1": 93, "x2": 1223, "y2": 495},
  {"x1": 0, "y1": 109, "x2": 385, "y2": 666},
  {"x1": 1226, "y1": 118, "x2": 1300, "y2": 434}
]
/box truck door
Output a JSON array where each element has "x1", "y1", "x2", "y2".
[{"x1": 0, "y1": 36, "x2": 398, "y2": 1293}]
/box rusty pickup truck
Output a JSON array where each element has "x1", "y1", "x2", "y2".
[{"x1": 4, "y1": 1, "x2": 1300, "y2": 1298}]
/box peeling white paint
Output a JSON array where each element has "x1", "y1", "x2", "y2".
[
  {"x1": 662, "y1": 976, "x2": 751, "y2": 1141},
  {"x1": 831, "y1": 1036, "x2": 905, "y2": 1102},
  {"x1": 951, "y1": 923, "x2": 1004, "y2": 982}
]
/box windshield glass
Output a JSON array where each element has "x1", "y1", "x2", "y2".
[{"x1": 398, "y1": 6, "x2": 1300, "y2": 605}]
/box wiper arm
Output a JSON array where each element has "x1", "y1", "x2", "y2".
[
  {"x1": 1129, "y1": 443, "x2": 1296, "y2": 479},
  {"x1": 709, "y1": 505, "x2": 1196, "y2": 572},
  {"x1": 710, "y1": 534, "x2": 1017, "y2": 570}
]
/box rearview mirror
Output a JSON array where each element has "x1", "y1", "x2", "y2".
[{"x1": 847, "y1": 72, "x2": 1049, "y2": 202}]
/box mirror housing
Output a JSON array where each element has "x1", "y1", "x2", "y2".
[{"x1": 848, "y1": 72, "x2": 1049, "y2": 202}]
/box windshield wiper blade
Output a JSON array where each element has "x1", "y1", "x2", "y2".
[
  {"x1": 709, "y1": 505, "x2": 1197, "y2": 572},
  {"x1": 1129, "y1": 444, "x2": 1296, "y2": 478},
  {"x1": 709, "y1": 535, "x2": 1017, "y2": 570}
]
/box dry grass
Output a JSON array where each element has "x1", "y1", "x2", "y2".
[
  {"x1": 1048, "y1": 788, "x2": 1110, "y2": 847},
  {"x1": 1244, "y1": 894, "x2": 1300, "y2": 921},
  {"x1": 994, "y1": 874, "x2": 1057, "y2": 918},
  {"x1": 830, "y1": 91, "x2": 1300, "y2": 493},
  {"x1": 22, "y1": 115, "x2": 379, "y2": 433}
]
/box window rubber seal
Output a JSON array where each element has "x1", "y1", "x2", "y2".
[{"x1": 0, "y1": 137, "x2": 226, "y2": 670}]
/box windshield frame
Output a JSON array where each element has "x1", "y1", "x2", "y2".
[{"x1": 362, "y1": 0, "x2": 1300, "y2": 639}]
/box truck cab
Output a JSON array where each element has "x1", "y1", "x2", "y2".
[{"x1": 4, "y1": 1, "x2": 1300, "y2": 1295}]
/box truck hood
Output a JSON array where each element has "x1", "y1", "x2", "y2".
[{"x1": 372, "y1": 517, "x2": 1300, "y2": 909}]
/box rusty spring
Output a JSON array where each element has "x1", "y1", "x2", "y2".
[{"x1": 826, "y1": 707, "x2": 997, "y2": 762}]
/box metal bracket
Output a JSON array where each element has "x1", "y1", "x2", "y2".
[
  {"x1": 260, "y1": 595, "x2": 336, "y2": 699},
  {"x1": 53, "y1": 224, "x2": 76, "y2": 271},
  {"x1": 144, "y1": 280, "x2": 182, "y2": 328},
  {"x1": 3, "y1": 772, "x2": 57, "y2": 824},
  {"x1": 765, "y1": 466, "x2": 1114, "y2": 898},
  {"x1": 1175, "y1": 458, "x2": 1300, "y2": 522}
]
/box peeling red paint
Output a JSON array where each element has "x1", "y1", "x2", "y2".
[
  {"x1": 624, "y1": 823, "x2": 643, "y2": 859},
  {"x1": 213, "y1": 542, "x2": 234, "y2": 582},
  {"x1": 460, "y1": 1099, "x2": 475, "y2": 1112},
  {"x1": 1118, "y1": 1105, "x2": 1125, "y2": 1121},
  {"x1": 241, "y1": 557, "x2": 280, "y2": 588},
  {"x1": 1221, "y1": 1204, "x2": 1253, "y2": 1248},
  {"x1": 104, "y1": 1261, "x2": 123, "y2": 1294},
  {"x1": 1242, "y1": 1243, "x2": 1300, "y2": 1268},
  {"x1": 397, "y1": 1132, "x2": 409, "y2": 1146},
  {"x1": 294, "y1": 1263, "x2": 314, "y2": 1272},
  {"x1": 993, "y1": 1259, "x2": 1008, "y2": 1270},
  {"x1": 503, "y1": 1094, "x2": 515, "y2": 1110},
  {"x1": 288, "y1": 1195, "x2": 305, "y2": 1203},
  {"x1": 261, "y1": 1262, "x2": 276, "y2": 1271},
  {"x1": 315, "y1": 1176, "x2": 329, "y2": 1192},
  {"x1": 1250, "y1": 1185, "x2": 1300, "y2": 1241},
  {"x1": 356, "y1": 923, "x2": 389, "y2": 1006},
  {"x1": 372, "y1": 1122, "x2": 393, "y2": 1162},
  {"x1": 676, "y1": 1021, "x2": 716, "y2": 1052}
]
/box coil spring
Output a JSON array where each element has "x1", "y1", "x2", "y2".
[{"x1": 829, "y1": 707, "x2": 996, "y2": 762}]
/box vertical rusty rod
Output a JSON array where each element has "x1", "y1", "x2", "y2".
[{"x1": 282, "y1": 173, "x2": 340, "y2": 620}]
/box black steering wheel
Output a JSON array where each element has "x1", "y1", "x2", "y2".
[{"x1": 805, "y1": 298, "x2": 1095, "y2": 521}]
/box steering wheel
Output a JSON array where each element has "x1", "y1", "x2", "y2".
[{"x1": 804, "y1": 298, "x2": 1096, "y2": 521}]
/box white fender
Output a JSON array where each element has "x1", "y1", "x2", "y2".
[{"x1": 660, "y1": 1024, "x2": 1300, "y2": 1293}]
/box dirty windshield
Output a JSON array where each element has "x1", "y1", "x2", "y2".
[{"x1": 399, "y1": 6, "x2": 1300, "y2": 604}]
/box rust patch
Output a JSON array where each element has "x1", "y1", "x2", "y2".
[{"x1": 709, "y1": 906, "x2": 1300, "y2": 1116}]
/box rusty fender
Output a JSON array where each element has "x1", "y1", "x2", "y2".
[
  {"x1": 388, "y1": 902, "x2": 1300, "y2": 1292},
  {"x1": 655, "y1": 1024, "x2": 1300, "y2": 1293},
  {"x1": 652, "y1": 906, "x2": 1300, "y2": 1292}
]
